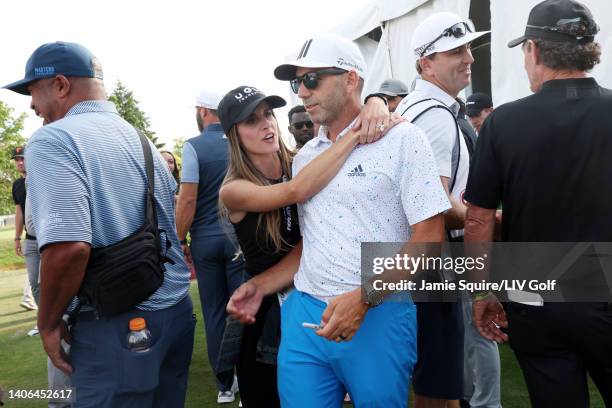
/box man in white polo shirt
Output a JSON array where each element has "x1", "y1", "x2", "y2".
[
  {"x1": 227, "y1": 34, "x2": 450, "y2": 407},
  {"x1": 395, "y1": 12, "x2": 500, "y2": 408}
]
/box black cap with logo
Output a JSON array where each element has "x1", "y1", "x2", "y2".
[
  {"x1": 218, "y1": 86, "x2": 286, "y2": 135},
  {"x1": 11, "y1": 146, "x2": 25, "y2": 159},
  {"x1": 466, "y1": 93, "x2": 493, "y2": 117},
  {"x1": 508, "y1": 0, "x2": 599, "y2": 48}
]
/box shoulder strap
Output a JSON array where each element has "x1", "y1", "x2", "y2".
[
  {"x1": 135, "y1": 129, "x2": 157, "y2": 225},
  {"x1": 402, "y1": 98, "x2": 461, "y2": 193}
]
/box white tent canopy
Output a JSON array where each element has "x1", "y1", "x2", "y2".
[{"x1": 330, "y1": 0, "x2": 612, "y2": 107}]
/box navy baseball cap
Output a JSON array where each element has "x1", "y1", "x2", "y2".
[
  {"x1": 218, "y1": 86, "x2": 286, "y2": 135},
  {"x1": 3, "y1": 41, "x2": 103, "y2": 95},
  {"x1": 466, "y1": 92, "x2": 493, "y2": 117}
]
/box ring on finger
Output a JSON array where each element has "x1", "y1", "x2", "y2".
[
  {"x1": 375, "y1": 123, "x2": 385, "y2": 132},
  {"x1": 339, "y1": 334, "x2": 347, "y2": 341}
]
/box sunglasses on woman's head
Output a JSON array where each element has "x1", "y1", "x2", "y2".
[
  {"x1": 420, "y1": 21, "x2": 474, "y2": 57},
  {"x1": 290, "y1": 68, "x2": 348, "y2": 94}
]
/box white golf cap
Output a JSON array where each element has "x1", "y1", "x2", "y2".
[
  {"x1": 195, "y1": 89, "x2": 223, "y2": 109},
  {"x1": 412, "y1": 12, "x2": 489, "y2": 59},
  {"x1": 274, "y1": 34, "x2": 367, "y2": 81}
]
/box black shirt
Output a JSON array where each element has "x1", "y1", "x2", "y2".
[
  {"x1": 465, "y1": 78, "x2": 612, "y2": 242},
  {"x1": 12, "y1": 177, "x2": 25, "y2": 209},
  {"x1": 12, "y1": 177, "x2": 26, "y2": 230},
  {"x1": 233, "y1": 203, "x2": 301, "y2": 278}
]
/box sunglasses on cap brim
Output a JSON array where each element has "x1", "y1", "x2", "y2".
[
  {"x1": 420, "y1": 21, "x2": 475, "y2": 57},
  {"x1": 290, "y1": 68, "x2": 348, "y2": 94},
  {"x1": 527, "y1": 17, "x2": 599, "y2": 39}
]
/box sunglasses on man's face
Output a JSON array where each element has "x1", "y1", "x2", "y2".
[
  {"x1": 290, "y1": 68, "x2": 347, "y2": 94},
  {"x1": 420, "y1": 21, "x2": 474, "y2": 57},
  {"x1": 292, "y1": 121, "x2": 313, "y2": 130}
]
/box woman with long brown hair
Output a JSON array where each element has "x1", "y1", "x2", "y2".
[{"x1": 216, "y1": 85, "x2": 389, "y2": 407}]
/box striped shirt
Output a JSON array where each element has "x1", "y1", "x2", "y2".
[{"x1": 25, "y1": 100, "x2": 190, "y2": 311}]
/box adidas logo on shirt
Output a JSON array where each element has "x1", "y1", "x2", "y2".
[{"x1": 348, "y1": 164, "x2": 366, "y2": 177}]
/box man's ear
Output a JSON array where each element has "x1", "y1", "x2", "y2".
[
  {"x1": 526, "y1": 40, "x2": 541, "y2": 66},
  {"x1": 531, "y1": 41, "x2": 542, "y2": 65},
  {"x1": 346, "y1": 70, "x2": 360, "y2": 92},
  {"x1": 419, "y1": 57, "x2": 434, "y2": 76},
  {"x1": 54, "y1": 75, "x2": 71, "y2": 98}
]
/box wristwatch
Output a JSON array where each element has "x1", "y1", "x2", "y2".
[
  {"x1": 362, "y1": 281, "x2": 384, "y2": 308},
  {"x1": 14, "y1": 237, "x2": 21, "y2": 241},
  {"x1": 180, "y1": 239, "x2": 188, "y2": 245}
]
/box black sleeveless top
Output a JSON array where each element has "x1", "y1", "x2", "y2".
[
  {"x1": 233, "y1": 201, "x2": 301, "y2": 278},
  {"x1": 228, "y1": 180, "x2": 301, "y2": 367}
]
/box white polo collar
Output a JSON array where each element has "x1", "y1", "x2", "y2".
[
  {"x1": 311, "y1": 117, "x2": 359, "y2": 147},
  {"x1": 413, "y1": 78, "x2": 460, "y2": 117}
]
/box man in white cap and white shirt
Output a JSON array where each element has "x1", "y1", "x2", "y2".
[
  {"x1": 394, "y1": 12, "x2": 499, "y2": 408},
  {"x1": 226, "y1": 33, "x2": 450, "y2": 407},
  {"x1": 176, "y1": 89, "x2": 243, "y2": 404}
]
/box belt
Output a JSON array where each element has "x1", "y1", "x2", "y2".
[{"x1": 25, "y1": 233, "x2": 37, "y2": 240}]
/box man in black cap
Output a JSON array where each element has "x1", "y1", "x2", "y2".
[
  {"x1": 464, "y1": 0, "x2": 612, "y2": 406},
  {"x1": 465, "y1": 92, "x2": 493, "y2": 133},
  {"x1": 11, "y1": 146, "x2": 39, "y2": 319}
]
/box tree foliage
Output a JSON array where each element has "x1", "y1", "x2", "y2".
[
  {"x1": 172, "y1": 137, "x2": 185, "y2": 161},
  {"x1": 108, "y1": 80, "x2": 164, "y2": 149},
  {"x1": 0, "y1": 101, "x2": 27, "y2": 215}
]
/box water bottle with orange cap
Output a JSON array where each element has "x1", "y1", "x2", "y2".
[{"x1": 127, "y1": 317, "x2": 152, "y2": 352}]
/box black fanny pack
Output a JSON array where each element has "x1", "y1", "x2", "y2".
[{"x1": 77, "y1": 130, "x2": 174, "y2": 317}]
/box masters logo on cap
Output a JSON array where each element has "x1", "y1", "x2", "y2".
[{"x1": 3, "y1": 41, "x2": 103, "y2": 96}]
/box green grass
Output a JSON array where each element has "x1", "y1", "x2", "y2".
[
  {"x1": 0, "y1": 228, "x2": 26, "y2": 270},
  {"x1": 0, "y1": 268, "x2": 606, "y2": 407},
  {"x1": 0, "y1": 271, "x2": 235, "y2": 408}
]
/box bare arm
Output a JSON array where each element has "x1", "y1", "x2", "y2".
[
  {"x1": 465, "y1": 202, "x2": 508, "y2": 342},
  {"x1": 14, "y1": 204, "x2": 24, "y2": 256},
  {"x1": 464, "y1": 203, "x2": 496, "y2": 242},
  {"x1": 355, "y1": 96, "x2": 389, "y2": 143},
  {"x1": 220, "y1": 130, "x2": 360, "y2": 213},
  {"x1": 175, "y1": 183, "x2": 197, "y2": 241},
  {"x1": 39, "y1": 241, "x2": 91, "y2": 374},
  {"x1": 440, "y1": 176, "x2": 467, "y2": 230},
  {"x1": 227, "y1": 241, "x2": 302, "y2": 324}
]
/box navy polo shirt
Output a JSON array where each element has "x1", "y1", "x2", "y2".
[{"x1": 181, "y1": 123, "x2": 230, "y2": 238}]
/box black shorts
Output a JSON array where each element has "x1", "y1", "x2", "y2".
[{"x1": 412, "y1": 300, "x2": 464, "y2": 399}]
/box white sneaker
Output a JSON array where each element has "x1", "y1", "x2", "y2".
[
  {"x1": 231, "y1": 375, "x2": 239, "y2": 394},
  {"x1": 20, "y1": 300, "x2": 38, "y2": 311},
  {"x1": 217, "y1": 390, "x2": 235, "y2": 404},
  {"x1": 238, "y1": 400, "x2": 242, "y2": 407},
  {"x1": 27, "y1": 326, "x2": 39, "y2": 337}
]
